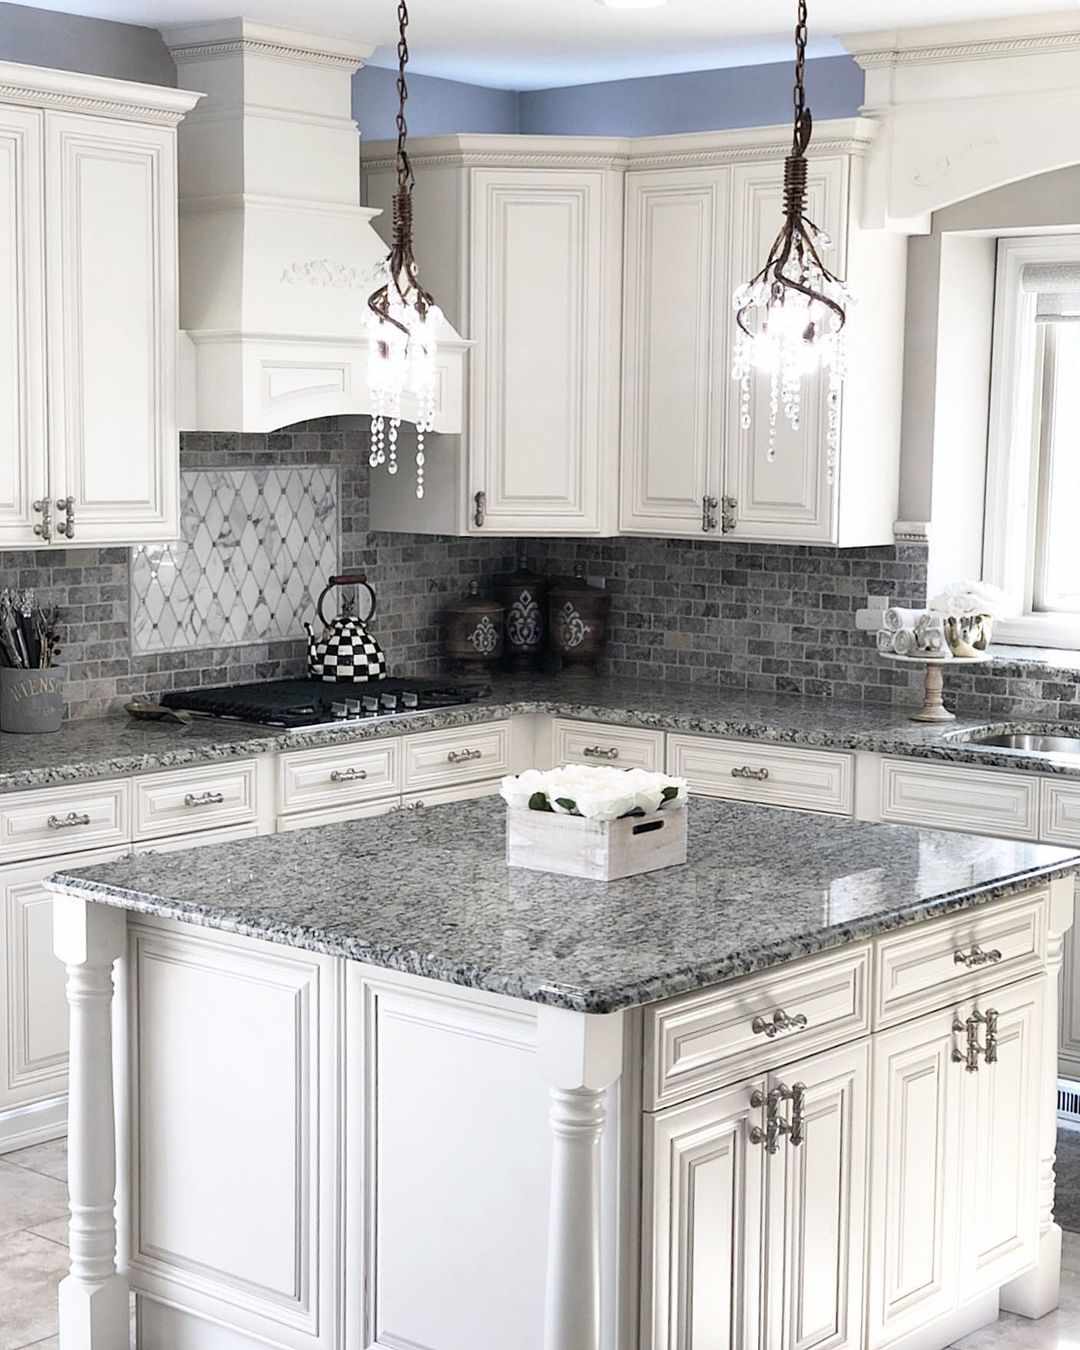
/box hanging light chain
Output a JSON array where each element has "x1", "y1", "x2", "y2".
[{"x1": 792, "y1": 0, "x2": 809, "y2": 157}]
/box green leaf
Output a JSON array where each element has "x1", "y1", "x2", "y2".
[
  {"x1": 528, "y1": 792, "x2": 554, "y2": 813},
  {"x1": 620, "y1": 806, "x2": 645, "y2": 818},
  {"x1": 554, "y1": 797, "x2": 581, "y2": 816},
  {"x1": 659, "y1": 785, "x2": 679, "y2": 808}
]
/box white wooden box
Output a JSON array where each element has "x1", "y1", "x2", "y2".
[{"x1": 506, "y1": 806, "x2": 687, "y2": 881}]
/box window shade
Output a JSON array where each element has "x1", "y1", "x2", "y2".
[{"x1": 1021, "y1": 261, "x2": 1080, "y2": 319}]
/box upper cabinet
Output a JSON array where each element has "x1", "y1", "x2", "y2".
[
  {"x1": 366, "y1": 123, "x2": 906, "y2": 546},
  {"x1": 0, "y1": 62, "x2": 199, "y2": 548}
]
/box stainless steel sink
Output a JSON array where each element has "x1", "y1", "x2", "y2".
[{"x1": 965, "y1": 732, "x2": 1080, "y2": 755}]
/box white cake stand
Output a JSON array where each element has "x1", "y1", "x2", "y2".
[{"x1": 879, "y1": 650, "x2": 991, "y2": 723}]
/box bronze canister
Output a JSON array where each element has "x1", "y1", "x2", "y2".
[
  {"x1": 444, "y1": 580, "x2": 505, "y2": 670},
  {"x1": 548, "y1": 578, "x2": 610, "y2": 667},
  {"x1": 494, "y1": 559, "x2": 547, "y2": 669}
]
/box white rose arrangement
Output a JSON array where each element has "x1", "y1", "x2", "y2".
[{"x1": 500, "y1": 765, "x2": 688, "y2": 822}]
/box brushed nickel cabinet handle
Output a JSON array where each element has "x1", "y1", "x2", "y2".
[
  {"x1": 184, "y1": 791, "x2": 225, "y2": 807},
  {"x1": 32, "y1": 499, "x2": 51, "y2": 542},
  {"x1": 788, "y1": 1082, "x2": 807, "y2": 1147},
  {"x1": 701, "y1": 494, "x2": 718, "y2": 532},
  {"x1": 721, "y1": 495, "x2": 737, "y2": 533},
  {"x1": 330, "y1": 768, "x2": 368, "y2": 783},
  {"x1": 473, "y1": 491, "x2": 487, "y2": 528},
  {"x1": 751, "y1": 1008, "x2": 808, "y2": 1039},
  {"x1": 732, "y1": 765, "x2": 769, "y2": 781},
  {"x1": 447, "y1": 748, "x2": 483, "y2": 764},
  {"x1": 55, "y1": 496, "x2": 75, "y2": 539},
  {"x1": 47, "y1": 812, "x2": 91, "y2": 830},
  {"x1": 953, "y1": 945, "x2": 1002, "y2": 968},
  {"x1": 583, "y1": 745, "x2": 619, "y2": 760},
  {"x1": 749, "y1": 1085, "x2": 793, "y2": 1154}
]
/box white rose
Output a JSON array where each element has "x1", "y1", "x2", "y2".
[{"x1": 499, "y1": 768, "x2": 549, "y2": 811}]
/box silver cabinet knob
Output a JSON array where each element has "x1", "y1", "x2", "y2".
[
  {"x1": 582, "y1": 746, "x2": 619, "y2": 760},
  {"x1": 751, "y1": 1008, "x2": 808, "y2": 1039},
  {"x1": 953, "y1": 945, "x2": 1002, "y2": 968},
  {"x1": 330, "y1": 767, "x2": 368, "y2": 783},
  {"x1": 47, "y1": 811, "x2": 91, "y2": 830},
  {"x1": 732, "y1": 765, "x2": 769, "y2": 781},
  {"x1": 184, "y1": 791, "x2": 225, "y2": 808},
  {"x1": 54, "y1": 496, "x2": 75, "y2": 540},
  {"x1": 447, "y1": 748, "x2": 483, "y2": 764}
]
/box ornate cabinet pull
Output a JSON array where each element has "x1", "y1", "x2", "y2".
[
  {"x1": 751, "y1": 1008, "x2": 809, "y2": 1039},
  {"x1": 447, "y1": 748, "x2": 483, "y2": 764},
  {"x1": 407, "y1": 800, "x2": 425, "y2": 811},
  {"x1": 32, "y1": 499, "x2": 51, "y2": 542},
  {"x1": 749, "y1": 1085, "x2": 793, "y2": 1154},
  {"x1": 473, "y1": 491, "x2": 487, "y2": 528},
  {"x1": 732, "y1": 765, "x2": 769, "y2": 781},
  {"x1": 583, "y1": 746, "x2": 619, "y2": 760},
  {"x1": 953, "y1": 945, "x2": 1002, "y2": 968},
  {"x1": 788, "y1": 1082, "x2": 807, "y2": 1147},
  {"x1": 183, "y1": 790, "x2": 225, "y2": 807},
  {"x1": 330, "y1": 767, "x2": 368, "y2": 783},
  {"x1": 47, "y1": 812, "x2": 91, "y2": 830},
  {"x1": 55, "y1": 496, "x2": 75, "y2": 539},
  {"x1": 701, "y1": 495, "x2": 718, "y2": 532},
  {"x1": 721, "y1": 495, "x2": 738, "y2": 533},
  {"x1": 984, "y1": 1008, "x2": 999, "y2": 1064}
]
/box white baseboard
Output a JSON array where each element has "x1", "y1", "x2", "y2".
[{"x1": 0, "y1": 1093, "x2": 67, "y2": 1154}]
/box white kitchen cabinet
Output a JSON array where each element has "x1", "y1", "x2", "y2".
[
  {"x1": 620, "y1": 167, "x2": 730, "y2": 536},
  {"x1": 0, "y1": 844, "x2": 127, "y2": 1151},
  {"x1": 0, "y1": 103, "x2": 46, "y2": 548},
  {"x1": 0, "y1": 61, "x2": 197, "y2": 547}
]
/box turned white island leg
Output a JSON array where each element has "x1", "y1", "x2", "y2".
[
  {"x1": 53, "y1": 896, "x2": 129, "y2": 1349},
  {"x1": 1002, "y1": 874, "x2": 1075, "y2": 1319},
  {"x1": 537, "y1": 1006, "x2": 624, "y2": 1350}
]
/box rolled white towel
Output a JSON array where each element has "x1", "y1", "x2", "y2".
[
  {"x1": 915, "y1": 628, "x2": 948, "y2": 656},
  {"x1": 876, "y1": 629, "x2": 895, "y2": 653},
  {"x1": 915, "y1": 612, "x2": 945, "y2": 636},
  {"x1": 883, "y1": 606, "x2": 924, "y2": 633},
  {"x1": 892, "y1": 628, "x2": 919, "y2": 656}
]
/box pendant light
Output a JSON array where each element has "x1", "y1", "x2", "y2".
[
  {"x1": 731, "y1": 0, "x2": 853, "y2": 479},
  {"x1": 366, "y1": 0, "x2": 442, "y2": 500}
]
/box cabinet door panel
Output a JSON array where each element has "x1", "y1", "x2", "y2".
[
  {"x1": 867, "y1": 1007, "x2": 962, "y2": 1348},
  {"x1": 620, "y1": 168, "x2": 729, "y2": 536},
  {"x1": 767, "y1": 1040, "x2": 868, "y2": 1350},
  {"x1": 960, "y1": 976, "x2": 1043, "y2": 1297},
  {"x1": 45, "y1": 112, "x2": 178, "y2": 543},
  {"x1": 725, "y1": 158, "x2": 848, "y2": 543},
  {"x1": 469, "y1": 168, "x2": 617, "y2": 533},
  {"x1": 642, "y1": 1077, "x2": 765, "y2": 1350},
  {"x1": 0, "y1": 105, "x2": 46, "y2": 548}
]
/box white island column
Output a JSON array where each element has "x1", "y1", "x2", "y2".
[
  {"x1": 53, "y1": 895, "x2": 129, "y2": 1349},
  {"x1": 537, "y1": 1005, "x2": 624, "y2": 1350}
]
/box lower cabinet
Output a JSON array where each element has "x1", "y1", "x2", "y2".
[
  {"x1": 641, "y1": 1039, "x2": 868, "y2": 1350},
  {"x1": 868, "y1": 977, "x2": 1043, "y2": 1347}
]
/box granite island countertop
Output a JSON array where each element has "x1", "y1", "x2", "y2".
[
  {"x1": 6, "y1": 670, "x2": 1080, "y2": 795},
  {"x1": 47, "y1": 796, "x2": 1080, "y2": 1013}
]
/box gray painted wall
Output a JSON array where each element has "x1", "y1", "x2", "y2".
[
  {"x1": 0, "y1": 2, "x2": 174, "y2": 85},
  {"x1": 516, "y1": 56, "x2": 864, "y2": 137}
]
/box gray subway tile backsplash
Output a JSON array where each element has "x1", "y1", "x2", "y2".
[{"x1": 1, "y1": 416, "x2": 1079, "y2": 723}]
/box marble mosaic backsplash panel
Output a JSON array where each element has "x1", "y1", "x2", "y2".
[{"x1": 130, "y1": 467, "x2": 339, "y2": 653}]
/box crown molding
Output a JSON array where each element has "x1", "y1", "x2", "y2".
[
  {"x1": 854, "y1": 30, "x2": 1080, "y2": 70},
  {"x1": 893, "y1": 520, "x2": 931, "y2": 543},
  {"x1": 164, "y1": 19, "x2": 370, "y2": 71},
  {"x1": 0, "y1": 59, "x2": 201, "y2": 125}
]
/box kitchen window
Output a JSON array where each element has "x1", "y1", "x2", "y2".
[{"x1": 984, "y1": 236, "x2": 1080, "y2": 648}]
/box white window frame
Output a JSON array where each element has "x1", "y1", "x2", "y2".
[{"x1": 985, "y1": 234, "x2": 1080, "y2": 648}]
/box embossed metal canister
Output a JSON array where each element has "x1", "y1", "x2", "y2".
[
  {"x1": 548, "y1": 579, "x2": 610, "y2": 667},
  {"x1": 444, "y1": 580, "x2": 505, "y2": 670},
  {"x1": 494, "y1": 560, "x2": 547, "y2": 669},
  {"x1": 0, "y1": 666, "x2": 64, "y2": 733}
]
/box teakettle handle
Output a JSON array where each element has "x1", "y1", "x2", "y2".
[{"x1": 316, "y1": 574, "x2": 378, "y2": 628}]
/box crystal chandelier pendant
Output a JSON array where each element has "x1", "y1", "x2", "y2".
[
  {"x1": 731, "y1": 0, "x2": 854, "y2": 485},
  {"x1": 365, "y1": 0, "x2": 441, "y2": 501}
]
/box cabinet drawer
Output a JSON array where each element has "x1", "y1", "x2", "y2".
[
  {"x1": 1040, "y1": 778, "x2": 1080, "y2": 846},
  {"x1": 879, "y1": 759, "x2": 1038, "y2": 839},
  {"x1": 872, "y1": 890, "x2": 1048, "y2": 1028},
  {"x1": 132, "y1": 823, "x2": 260, "y2": 855},
  {"x1": 134, "y1": 762, "x2": 258, "y2": 841},
  {"x1": 551, "y1": 719, "x2": 663, "y2": 771},
  {"x1": 402, "y1": 778, "x2": 503, "y2": 810},
  {"x1": 666, "y1": 734, "x2": 853, "y2": 815},
  {"x1": 0, "y1": 780, "x2": 130, "y2": 864},
  {"x1": 642, "y1": 944, "x2": 870, "y2": 1110},
  {"x1": 403, "y1": 722, "x2": 511, "y2": 790},
  {"x1": 278, "y1": 739, "x2": 401, "y2": 815}
]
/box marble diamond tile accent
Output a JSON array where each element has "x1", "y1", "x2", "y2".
[{"x1": 131, "y1": 468, "x2": 339, "y2": 653}]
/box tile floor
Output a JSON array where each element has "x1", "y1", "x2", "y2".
[{"x1": 3, "y1": 1137, "x2": 1080, "y2": 1349}]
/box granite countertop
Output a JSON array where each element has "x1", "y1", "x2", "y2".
[
  {"x1": 47, "y1": 797, "x2": 1080, "y2": 1013},
  {"x1": 3, "y1": 670, "x2": 1080, "y2": 795}
]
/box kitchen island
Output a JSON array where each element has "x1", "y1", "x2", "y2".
[{"x1": 46, "y1": 797, "x2": 1080, "y2": 1350}]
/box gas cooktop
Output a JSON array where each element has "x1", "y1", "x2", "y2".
[{"x1": 159, "y1": 677, "x2": 493, "y2": 731}]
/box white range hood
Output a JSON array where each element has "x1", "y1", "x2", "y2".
[{"x1": 163, "y1": 19, "x2": 467, "y2": 433}]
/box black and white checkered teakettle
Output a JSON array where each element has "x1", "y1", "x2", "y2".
[{"x1": 305, "y1": 575, "x2": 388, "y2": 683}]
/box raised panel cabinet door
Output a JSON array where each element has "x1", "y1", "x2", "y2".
[
  {"x1": 44, "y1": 112, "x2": 179, "y2": 544},
  {"x1": 724, "y1": 157, "x2": 849, "y2": 544},
  {"x1": 0, "y1": 846, "x2": 127, "y2": 1123},
  {"x1": 1059, "y1": 925, "x2": 1080, "y2": 1080},
  {"x1": 469, "y1": 168, "x2": 619, "y2": 534},
  {"x1": 765, "y1": 1039, "x2": 869, "y2": 1350},
  {"x1": 620, "y1": 168, "x2": 730, "y2": 536},
  {"x1": 867, "y1": 1007, "x2": 962, "y2": 1348},
  {"x1": 959, "y1": 976, "x2": 1044, "y2": 1298},
  {"x1": 0, "y1": 105, "x2": 46, "y2": 548},
  {"x1": 641, "y1": 1076, "x2": 766, "y2": 1350}
]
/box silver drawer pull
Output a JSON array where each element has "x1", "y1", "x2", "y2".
[
  {"x1": 751, "y1": 1008, "x2": 809, "y2": 1039},
  {"x1": 447, "y1": 748, "x2": 483, "y2": 764},
  {"x1": 47, "y1": 811, "x2": 91, "y2": 830},
  {"x1": 953, "y1": 945, "x2": 1002, "y2": 968},
  {"x1": 184, "y1": 791, "x2": 225, "y2": 808},
  {"x1": 583, "y1": 745, "x2": 620, "y2": 760},
  {"x1": 732, "y1": 765, "x2": 769, "y2": 781},
  {"x1": 407, "y1": 800, "x2": 425, "y2": 811},
  {"x1": 330, "y1": 768, "x2": 368, "y2": 783}
]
